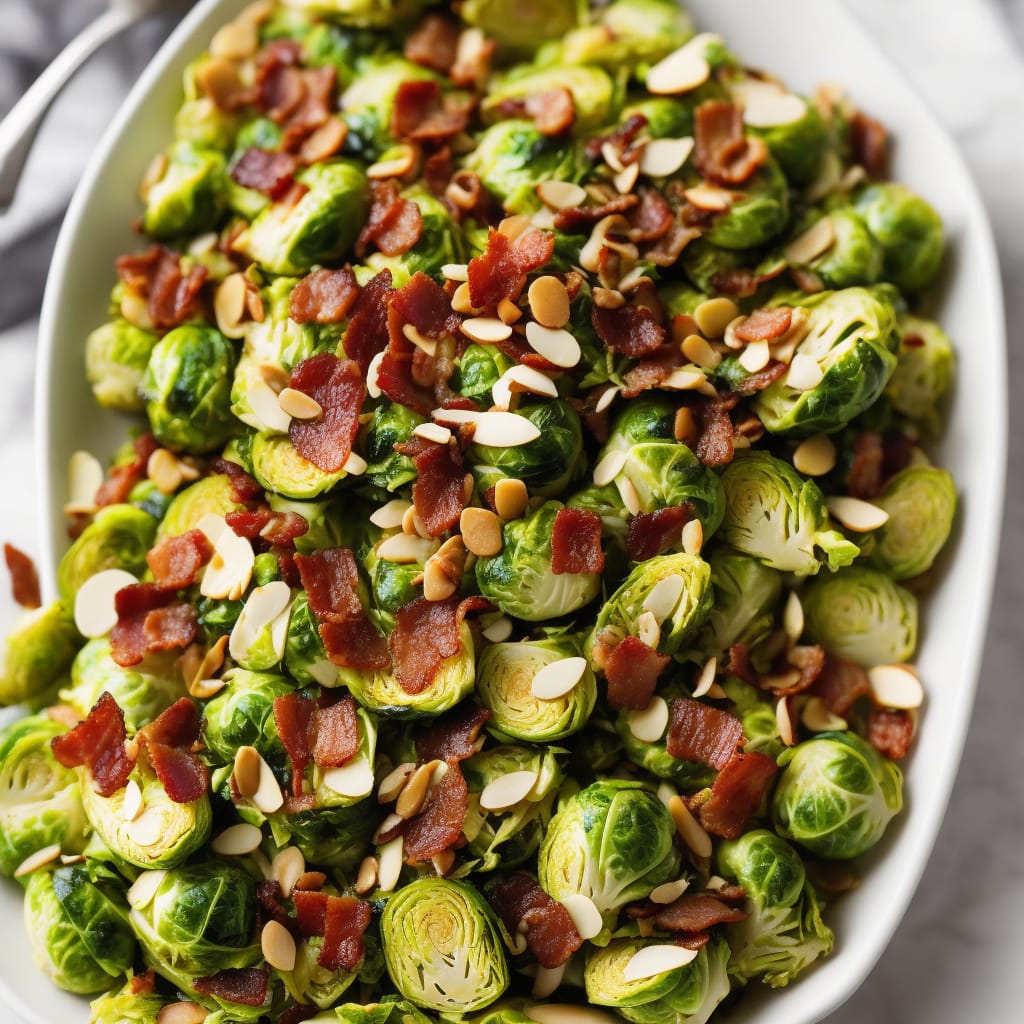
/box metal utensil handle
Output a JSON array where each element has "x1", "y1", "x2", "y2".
[{"x1": 0, "y1": 5, "x2": 142, "y2": 213}]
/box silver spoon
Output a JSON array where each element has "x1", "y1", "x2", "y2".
[{"x1": 0, "y1": 0, "x2": 189, "y2": 213}]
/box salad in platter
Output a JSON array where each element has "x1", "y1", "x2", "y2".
[{"x1": 0, "y1": 1, "x2": 958, "y2": 1022}]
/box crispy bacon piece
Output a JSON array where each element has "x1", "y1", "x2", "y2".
[
  {"x1": 321, "y1": 896, "x2": 373, "y2": 971},
  {"x1": 290, "y1": 266, "x2": 360, "y2": 324},
  {"x1": 734, "y1": 307, "x2": 792, "y2": 343},
  {"x1": 3, "y1": 543, "x2": 40, "y2": 609},
  {"x1": 711, "y1": 262, "x2": 786, "y2": 298},
  {"x1": 644, "y1": 217, "x2": 701, "y2": 267},
  {"x1": 467, "y1": 228, "x2": 555, "y2": 310},
  {"x1": 653, "y1": 892, "x2": 748, "y2": 933},
  {"x1": 391, "y1": 79, "x2": 472, "y2": 142},
  {"x1": 404, "y1": 13, "x2": 460, "y2": 73},
  {"x1": 146, "y1": 742, "x2": 208, "y2": 803},
  {"x1": 312, "y1": 696, "x2": 360, "y2": 768},
  {"x1": 357, "y1": 181, "x2": 424, "y2": 259},
  {"x1": 395, "y1": 437, "x2": 467, "y2": 538},
  {"x1": 694, "y1": 100, "x2": 769, "y2": 187},
  {"x1": 143, "y1": 604, "x2": 199, "y2": 656},
  {"x1": 487, "y1": 872, "x2": 583, "y2": 969},
  {"x1": 115, "y1": 245, "x2": 208, "y2": 331},
  {"x1": 280, "y1": 1007, "x2": 321, "y2": 1024},
  {"x1": 849, "y1": 431, "x2": 885, "y2": 500},
  {"x1": 592, "y1": 303, "x2": 666, "y2": 359},
  {"x1": 110, "y1": 583, "x2": 196, "y2": 668},
  {"x1": 622, "y1": 345, "x2": 679, "y2": 397},
  {"x1": 390, "y1": 270, "x2": 462, "y2": 341},
  {"x1": 403, "y1": 759, "x2": 469, "y2": 862},
  {"x1": 694, "y1": 395, "x2": 736, "y2": 467},
  {"x1": 225, "y1": 508, "x2": 309, "y2": 546},
  {"x1": 194, "y1": 968, "x2": 268, "y2": 1008},
  {"x1": 666, "y1": 697, "x2": 744, "y2": 770},
  {"x1": 604, "y1": 636, "x2": 670, "y2": 711},
  {"x1": 553, "y1": 194, "x2": 638, "y2": 233},
  {"x1": 584, "y1": 113, "x2": 649, "y2": 159},
  {"x1": 551, "y1": 507, "x2": 604, "y2": 576},
  {"x1": 211, "y1": 456, "x2": 264, "y2": 503},
  {"x1": 50, "y1": 692, "x2": 134, "y2": 797},
  {"x1": 140, "y1": 697, "x2": 201, "y2": 748},
  {"x1": 726, "y1": 643, "x2": 759, "y2": 687},
  {"x1": 499, "y1": 88, "x2": 576, "y2": 137},
  {"x1": 230, "y1": 148, "x2": 298, "y2": 200},
  {"x1": 811, "y1": 653, "x2": 871, "y2": 717},
  {"x1": 415, "y1": 704, "x2": 491, "y2": 763},
  {"x1": 274, "y1": 693, "x2": 316, "y2": 796},
  {"x1": 256, "y1": 39, "x2": 303, "y2": 118},
  {"x1": 731, "y1": 359, "x2": 787, "y2": 396},
  {"x1": 281, "y1": 66, "x2": 336, "y2": 151},
  {"x1": 292, "y1": 888, "x2": 329, "y2": 936},
  {"x1": 390, "y1": 597, "x2": 465, "y2": 695},
  {"x1": 699, "y1": 751, "x2": 779, "y2": 839},
  {"x1": 343, "y1": 269, "x2": 393, "y2": 375},
  {"x1": 772, "y1": 645, "x2": 826, "y2": 697},
  {"x1": 287, "y1": 354, "x2": 364, "y2": 474},
  {"x1": 146, "y1": 530, "x2": 212, "y2": 590},
  {"x1": 626, "y1": 504, "x2": 692, "y2": 562},
  {"x1": 319, "y1": 616, "x2": 392, "y2": 670},
  {"x1": 376, "y1": 331, "x2": 436, "y2": 416},
  {"x1": 295, "y1": 870, "x2": 327, "y2": 892},
  {"x1": 629, "y1": 188, "x2": 674, "y2": 243},
  {"x1": 866, "y1": 707, "x2": 914, "y2": 760},
  {"x1": 850, "y1": 110, "x2": 888, "y2": 178}
]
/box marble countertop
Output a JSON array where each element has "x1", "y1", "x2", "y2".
[{"x1": 1, "y1": 2, "x2": 1022, "y2": 1022}]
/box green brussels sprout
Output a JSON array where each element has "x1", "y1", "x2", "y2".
[
  {"x1": 57, "y1": 504, "x2": 157, "y2": 608},
  {"x1": 381, "y1": 877, "x2": 510, "y2": 1012},
  {"x1": 716, "y1": 829, "x2": 834, "y2": 987},
  {"x1": 468, "y1": 1003, "x2": 535, "y2": 1024},
  {"x1": 250, "y1": 432, "x2": 348, "y2": 500},
  {"x1": 283, "y1": 0, "x2": 440, "y2": 29},
  {"x1": 201, "y1": 668, "x2": 293, "y2": 769},
  {"x1": 267, "y1": 801, "x2": 377, "y2": 872},
  {"x1": 471, "y1": 400, "x2": 586, "y2": 498},
  {"x1": 455, "y1": 344, "x2": 515, "y2": 403},
  {"x1": 176, "y1": 57, "x2": 241, "y2": 150},
  {"x1": 60, "y1": 639, "x2": 181, "y2": 732},
  {"x1": 475, "y1": 501, "x2": 602, "y2": 622},
  {"x1": 142, "y1": 141, "x2": 226, "y2": 239},
  {"x1": 748, "y1": 98, "x2": 828, "y2": 186},
  {"x1": 313, "y1": 703, "x2": 377, "y2": 808},
  {"x1": 462, "y1": 744, "x2": 563, "y2": 870},
  {"x1": 703, "y1": 159, "x2": 789, "y2": 250},
  {"x1": 242, "y1": 161, "x2": 369, "y2": 275},
  {"x1": 752, "y1": 288, "x2": 900, "y2": 436},
  {"x1": 538, "y1": 779, "x2": 681, "y2": 921},
  {"x1": 589, "y1": 552, "x2": 713, "y2": 658},
  {"x1": 328, "y1": 997, "x2": 436, "y2": 1024},
  {"x1": 463, "y1": 120, "x2": 587, "y2": 216},
  {"x1": 361, "y1": 402, "x2": 426, "y2": 494},
  {"x1": 284, "y1": 592, "x2": 339, "y2": 686},
  {"x1": 772, "y1": 731, "x2": 903, "y2": 859},
  {"x1": 89, "y1": 975, "x2": 168, "y2": 1023},
  {"x1": 794, "y1": 208, "x2": 883, "y2": 289},
  {"x1": 699, "y1": 547, "x2": 783, "y2": 657},
  {"x1": 0, "y1": 713, "x2": 88, "y2": 877},
  {"x1": 801, "y1": 566, "x2": 917, "y2": 666},
  {"x1": 284, "y1": 931, "x2": 361, "y2": 1009},
  {"x1": 0, "y1": 602, "x2": 81, "y2": 707},
  {"x1": 370, "y1": 555, "x2": 423, "y2": 619},
  {"x1": 156, "y1": 473, "x2": 246, "y2": 540},
  {"x1": 852, "y1": 182, "x2": 945, "y2": 292},
  {"x1": 605, "y1": 394, "x2": 678, "y2": 445},
  {"x1": 24, "y1": 865, "x2": 135, "y2": 995},
  {"x1": 477, "y1": 637, "x2": 597, "y2": 743},
  {"x1": 584, "y1": 936, "x2": 731, "y2": 1024},
  {"x1": 84, "y1": 319, "x2": 160, "y2": 413},
  {"x1": 885, "y1": 314, "x2": 954, "y2": 435},
  {"x1": 866, "y1": 465, "x2": 956, "y2": 579},
  {"x1": 128, "y1": 478, "x2": 175, "y2": 522},
  {"x1": 719, "y1": 451, "x2": 860, "y2": 575},
  {"x1": 620, "y1": 97, "x2": 697, "y2": 141},
  {"x1": 484, "y1": 65, "x2": 619, "y2": 133},
  {"x1": 301, "y1": 22, "x2": 379, "y2": 91},
  {"x1": 460, "y1": 0, "x2": 586, "y2": 52},
  {"x1": 141, "y1": 325, "x2": 238, "y2": 453},
  {"x1": 559, "y1": 0, "x2": 694, "y2": 71}
]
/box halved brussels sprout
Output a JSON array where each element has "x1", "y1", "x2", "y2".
[
  {"x1": 476, "y1": 501, "x2": 602, "y2": 622},
  {"x1": 704, "y1": 159, "x2": 790, "y2": 250},
  {"x1": 156, "y1": 473, "x2": 247, "y2": 540},
  {"x1": 716, "y1": 829, "x2": 834, "y2": 988},
  {"x1": 284, "y1": 931, "x2": 362, "y2": 1009},
  {"x1": 361, "y1": 402, "x2": 425, "y2": 495},
  {"x1": 251, "y1": 432, "x2": 347, "y2": 501},
  {"x1": 538, "y1": 779, "x2": 681, "y2": 921},
  {"x1": 477, "y1": 637, "x2": 596, "y2": 742},
  {"x1": 866, "y1": 465, "x2": 956, "y2": 579},
  {"x1": 719, "y1": 451, "x2": 860, "y2": 575},
  {"x1": 328, "y1": 997, "x2": 436, "y2": 1024},
  {"x1": 484, "y1": 65, "x2": 619, "y2": 132},
  {"x1": 313, "y1": 704, "x2": 377, "y2": 808},
  {"x1": 454, "y1": 345, "x2": 515, "y2": 404},
  {"x1": 801, "y1": 565, "x2": 917, "y2": 666},
  {"x1": 381, "y1": 877, "x2": 509, "y2": 1012},
  {"x1": 0, "y1": 602, "x2": 81, "y2": 707},
  {"x1": 284, "y1": 592, "x2": 338, "y2": 686},
  {"x1": 85, "y1": 319, "x2": 160, "y2": 413},
  {"x1": 267, "y1": 801, "x2": 378, "y2": 873},
  {"x1": 772, "y1": 731, "x2": 903, "y2": 859},
  {"x1": 0, "y1": 714, "x2": 88, "y2": 877},
  {"x1": 584, "y1": 936, "x2": 731, "y2": 1024},
  {"x1": 141, "y1": 325, "x2": 238, "y2": 454},
  {"x1": 885, "y1": 314, "x2": 954, "y2": 435},
  {"x1": 285, "y1": 0, "x2": 438, "y2": 30},
  {"x1": 748, "y1": 98, "x2": 828, "y2": 186},
  {"x1": 460, "y1": 0, "x2": 586, "y2": 52},
  {"x1": 792, "y1": 207, "x2": 883, "y2": 288},
  {"x1": 25, "y1": 864, "x2": 135, "y2": 995},
  {"x1": 89, "y1": 974, "x2": 168, "y2": 1023},
  {"x1": 201, "y1": 668, "x2": 293, "y2": 770},
  {"x1": 559, "y1": 0, "x2": 694, "y2": 71},
  {"x1": 752, "y1": 287, "x2": 900, "y2": 436},
  {"x1": 699, "y1": 547, "x2": 783, "y2": 658},
  {"x1": 142, "y1": 141, "x2": 226, "y2": 240}
]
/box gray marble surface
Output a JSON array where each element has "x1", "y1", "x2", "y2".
[{"x1": 1, "y1": 1, "x2": 1022, "y2": 1021}]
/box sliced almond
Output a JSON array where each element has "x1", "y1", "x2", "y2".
[
  {"x1": 201, "y1": 528, "x2": 255, "y2": 601},
  {"x1": 739, "y1": 339, "x2": 771, "y2": 373},
  {"x1": 482, "y1": 615, "x2": 514, "y2": 642},
  {"x1": 370, "y1": 499, "x2": 411, "y2": 529},
  {"x1": 592, "y1": 448, "x2": 627, "y2": 488},
  {"x1": 793, "y1": 435, "x2": 837, "y2": 477},
  {"x1": 732, "y1": 79, "x2": 807, "y2": 127},
  {"x1": 680, "y1": 333, "x2": 722, "y2": 370},
  {"x1": 533, "y1": 963, "x2": 566, "y2": 1000},
  {"x1": 214, "y1": 272, "x2": 248, "y2": 337},
  {"x1": 498, "y1": 296, "x2": 523, "y2": 324},
  {"x1": 396, "y1": 760, "x2": 441, "y2": 819},
  {"x1": 639, "y1": 136, "x2": 694, "y2": 178},
  {"x1": 128, "y1": 807, "x2": 167, "y2": 848},
  {"x1": 278, "y1": 387, "x2": 322, "y2": 420},
  {"x1": 378, "y1": 762, "x2": 417, "y2": 804},
  {"x1": 681, "y1": 518, "x2": 704, "y2": 556},
  {"x1": 377, "y1": 533, "x2": 438, "y2": 564},
  {"x1": 461, "y1": 316, "x2": 513, "y2": 344},
  {"x1": 694, "y1": 297, "x2": 740, "y2": 339},
  {"x1": 377, "y1": 836, "x2": 404, "y2": 892},
  {"x1": 531, "y1": 657, "x2": 588, "y2": 700},
  {"x1": 323, "y1": 759, "x2": 376, "y2": 800},
  {"x1": 127, "y1": 869, "x2": 167, "y2": 910},
  {"x1": 229, "y1": 580, "x2": 292, "y2": 664},
  {"x1": 64, "y1": 449, "x2": 105, "y2": 515},
  {"x1": 784, "y1": 216, "x2": 836, "y2": 264},
  {"x1": 233, "y1": 746, "x2": 262, "y2": 800},
  {"x1": 156, "y1": 1001, "x2": 208, "y2": 1024},
  {"x1": 684, "y1": 184, "x2": 736, "y2": 212},
  {"x1": 252, "y1": 753, "x2": 285, "y2": 814},
  {"x1": 212, "y1": 823, "x2": 263, "y2": 857},
  {"x1": 442, "y1": 263, "x2": 469, "y2": 282},
  {"x1": 526, "y1": 1007, "x2": 619, "y2": 1024},
  {"x1": 73, "y1": 568, "x2": 137, "y2": 638},
  {"x1": 458, "y1": 507, "x2": 502, "y2": 558},
  {"x1": 613, "y1": 162, "x2": 641, "y2": 194},
  {"x1": 373, "y1": 812, "x2": 405, "y2": 845},
  {"x1": 536, "y1": 180, "x2": 587, "y2": 210},
  {"x1": 869, "y1": 664, "x2": 924, "y2": 709},
  {"x1": 692, "y1": 656, "x2": 718, "y2": 698},
  {"x1": 528, "y1": 276, "x2": 571, "y2": 329},
  {"x1": 299, "y1": 117, "x2": 348, "y2": 163},
  {"x1": 186, "y1": 634, "x2": 230, "y2": 696},
  {"x1": 138, "y1": 151, "x2": 169, "y2": 203},
  {"x1": 624, "y1": 943, "x2": 700, "y2": 981},
  {"x1": 593, "y1": 287, "x2": 626, "y2": 310},
  {"x1": 367, "y1": 144, "x2": 417, "y2": 179},
  {"x1": 643, "y1": 574, "x2": 685, "y2": 623},
  {"x1": 196, "y1": 56, "x2": 247, "y2": 108},
  {"x1": 650, "y1": 877, "x2": 690, "y2": 905},
  {"x1": 272, "y1": 846, "x2": 305, "y2": 898},
  {"x1": 616, "y1": 476, "x2": 642, "y2": 516},
  {"x1": 355, "y1": 855, "x2": 379, "y2": 894},
  {"x1": 646, "y1": 33, "x2": 720, "y2": 95},
  {"x1": 627, "y1": 696, "x2": 670, "y2": 744},
  {"x1": 450, "y1": 281, "x2": 480, "y2": 315},
  {"x1": 776, "y1": 695, "x2": 797, "y2": 746},
  {"x1": 122, "y1": 779, "x2": 144, "y2": 822},
  {"x1": 669, "y1": 795, "x2": 712, "y2": 858},
  {"x1": 472, "y1": 411, "x2": 542, "y2": 447},
  {"x1": 261, "y1": 918, "x2": 296, "y2": 971},
  {"x1": 674, "y1": 406, "x2": 698, "y2": 445},
  {"x1": 783, "y1": 591, "x2": 804, "y2": 642},
  {"x1": 560, "y1": 894, "x2": 603, "y2": 940},
  {"x1": 479, "y1": 770, "x2": 539, "y2": 811},
  {"x1": 826, "y1": 496, "x2": 889, "y2": 533},
  {"x1": 248, "y1": 374, "x2": 294, "y2": 434},
  {"x1": 13, "y1": 843, "x2": 61, "y2": 878},
  {"x1": 660, "y1": 369, "x2": 707, "y2": 391},
  {"x1": 637, "y1": 609, "x2": 661, "y2": 648},
  {"x1": 524, "y1": 322, "x2": 581, "y2": 368},
  {"x1": 402, "y1": 323, "x2": 437, "y2": 357},
  {"x1": 432, "y1": 407, "x2": 481, "y2": 427},
  {"x1": 367, "y1": 351, "x2": 385, "y2": 398},
  {"x1": 147, "y1": 447, "x2": 184, "y2": 495},
  {"x1": 801, "y1": 696, "x2": 848, "y2": 732},
  {"x1": 786, "y1": 352, "x2": 825, "y2": 391},
  {"x1": 413, "y1": 422, "x2": 453, "y2": 446},
  {"x1": 494, "y1": 478, "x2": 529, "y2": 520},
  {"x1": 493, "y1": 364, "x2": 559, "y2": 409}
]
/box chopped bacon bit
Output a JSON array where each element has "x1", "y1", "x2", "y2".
[
  {"x1": 734, "y1": 307, "x2": 793, "y2": 343},
  {"x1": 139, "y1": 697, "x2": 201, "y2": 748},
  {"x1": 257, "y1": 879, "x2": 299, "y2": 938},
  {"x1": 467, "y1": 228, "x2": 555, "y2": 310},
  {"x1": 629, "y1": 188, "x2": 674, "y2": 243},
  {"x1": 281, "y1": 66, "x2": 336, "y2": 151},
  {"x1": 711, "y1": 262, "x2": 786, "y2": 298},
  {"x1": 422, "y1": 145, "x2": 454, "y2": 197},
  {"x1": 146, "y1": 741, "x2": 208, "y2": 803},
  {"x1": 694, "y1": 100, "x2": 769, "y2": 187},
  {"x1": 551, "y1": 507, "x2": 604, "y2": 576},
  {"x1": 415, "y1": 704, "x2": 491, "y2": 763},
  {"x1": 772, "y1": 645, "x2": 826, "y2": 697},
  {"x1": 312, "y1": 696, "x2": 360, "y2": 768},
  {"x1": 677, "y1": 931, "x2": 712, "y2": 950},
  {"x1": 280, "y1": 1007, "x2": 321, "y2": 1024},
  {"x1": 866, "y1": 707, "x2": 914, "y2": 760},
  {"x1": 404, "y1": 13, "x2": 460, "y2": 73},
  {"x1": 644, "y1": 218, "x2": 701, "y2": 268},
  {"x1": 230, "y1": 148, "x2": 298, "y2": 200},
  {"x1": 407, "y1": 439, "x2": 467, "y2": 538},
  {"x1": 390, "y1": 597, "x2": 464, "y2": 695},
  {"x1": 256, "y1": 39, "x2": 303, "y2": 117},
  {"x1": 292, "y1": 888, "x2": 328, "y2": 936},
  {"x1": 115, "y1": 244, "x2": 209, "y2": 331},
  {"x1": 194, "y1": 968, "x2": 268, "y2": 1008},
  {"x1": 487, "y1": 872, "x2": 583, "y2": 969},
  {"x1": 622, "y1": 345, "x2": 679, "y2": 397},
  {"x1": 849, "y1": 432, "x2": 884, "y2": 500},
  {"x1": 51, "y1": 692, "x2": 134, "y2": 797},
  {"x1": 295, "y1": 871, "x2": 328, "y2": 892},
  {"x1": 321, "y1": 896, "x2": 372, "y2": 971},
  {"x1": 343, "y1": 269, "x2": 393, "y2": 376},
  {"x1": 357, "y1": 181, "x2": 424, "y2": 260},
  {"x1": 584, "y1": 114, "x2": 649, "y2": 160},
  {"x1": 726, "y1": 643, "x2": 759, "y2": 687},
  {"x1": 110, "y1": 583, "x2": 196, "y2": 668},
  {"x1": 698, "y1": 751, "x2": 779, "y2": 839},
  {"x1": 498, "y1": 88, "x2": 575, "y2": 137},
  {"x1": 694, "y1": 395, "x2": 736, "y2": 467},
  {"x1": 226, "y1": 508, "x2": 309, "y2": 546},
  {"x1": 811, "y1": 653, "x2": 871, "y2": 717},
  {"x1": 212, "y1": 457, "x2": 264, "y2": 503},
  {"x1": 731, "y1": 359, "x2": 787, "y2": 396},
  {"x1": 604, "y1": 636, "x2": 670, "y2": 711},
  {"x1": 392, "y1": 79, "x2": 472, "y2": 143},
  {"x1": 627, "y1": 504, "x2": 692, "y2": 562},
  {"x1": 592, "y1": 303, "x2": 666, "y2": 359},
  {"x1": 146, "y1": 530, "x2": 212, "y2": 590},
  {"x1": 274, "y1": 693, "x2": 316, "y2": 797},
  {"x1": 666, "y1": 697, "x2": 744, "y2": 770},
  {"x1": 287, "y1": 354, "x2": 364, "y2": 474},
  {"x1": 390, "y1": 271, "x2": 462, "y2": 341},
  {"x1": 129, "y1": 970, "x2": 156, "y2": 997},
  {"x1": 320, "y1": 616, "x2": 392, "y2": 671},
  {"x1": 653, "y1": 892, "x2": 748, "y2": 933},
  {"x1": 553, "y1": 193, "x2": 639, "y2": 233},
  {"x1": 94, "y1": 462, "x2": 143, "y2": 509},
  {"x1": 290, "y1": 266, "x2": 360, "y2": 324},
  {"x1": 850, "y1": 110, "x2": 888, "y2": 179},
  {"x1": 403, "y1": 759, "x2": 469, "y2": 862},
  {"x1": 3, "y1": 543, "x2": 40, "y2": 609},
  {"x1": 143, "y1": 602, "x2": 198, "y2": 656}
]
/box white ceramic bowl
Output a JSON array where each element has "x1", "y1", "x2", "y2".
[{"x1": 1, "y1": 1, "x2": 1005, "y2": 1022}]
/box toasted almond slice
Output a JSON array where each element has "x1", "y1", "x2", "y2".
[
  {"x1": 526, "y1": 1006, "x2": 619, "y2": 1024},
  {"x1": 674, "y1": 406, "x2": 698, "y2": 445},
  {"x1": 527, "y1": 275, "x2": 571, "y2": 329},
  {"x1": 560, "y1": 894, "x2": 603, "y2": 940},
  {"x1": 377, "y1": 836, "x2": 404, "y2": 892},
  {"x1": 214, "y1": 272, "x2": 248, "y2": 337},
  {"x1": 378, "y1": 762, "x2": 417, "y2": 804},
  {"x1": 827, "y1": 495, "x2": 890, "y2": 532},
  {"x1": 73, "y1": 568, "x2": 137, "y2": 638},
  {"x1": 496, "y1": 364, "x2": 559, "y2": 406},
  {"x1": 593, "y1": 449, "x2": 627, "y2": 487},
  {"x1": 536, "y1": 180, "x2": 587, "y2": 210},
  {"x1": 201, "y1": 528, "x2": 255, "y2": 601},
  {"x1": 533, "y1": 963, "x2": 566, "y2": 1000},
  {"x1": 460, "y1": 507, "x2": 503, "y2": 558},
  {"x1": 660, "y1": 369, "x2": 707, "y2": 391},
  {"x1": 212, "y1": 823, "x2": 263, "y2": 857},
  {"x1": 278, "y1": 387, "x2": 322, "y2": 420},
  {"x1": 637, "y1": 609, "x2": 661, "y2": 648},
  {"x1": 373, "y1": 812, "x2": 405, "y2": 845},
  {"x1": 600, "y1": 141, "x2": 626, "y2": 173},
  {"x1": 643, "y1": 574, "x2": 685, "y2": 623},
  {"x1": 147, "y1": 448, "x2": 184, "y2": 495},
  {"x1": 793, "y1": 434, "x2": 837, "y2": 477},
  {"x1": 494, "y1": 478, "x2": 529, "y2": 520},
  {"x1": 355, "y1": 855, "x2": 379, "y2": 895},
  {"x1": 524, "y1": 322, "x2": 581, "y2": 368},
  {"x1": 442, "y1": 263, "x2": 469, "y2": 281},
  {"x1": 451, "y1": 281, "x2": 480, "y2": 315},
  {"x1": 232, "y1": 745, "x2": 262, "y2": 799},
  {"x1": 403, "y1": 323, "x2": 437, "y2": 357},
  {"x1": 431, "y1": 407, "x2": 481, "y2": 427},
  {"x1": 367, "y1": 144, "x2": 417, "y2": 179},
  {"x1": 684, "y1": 183, "x2": 736, "y2": 212},
  {"x1": 692, "y1": 656, "x2": 718, "y2": 698},
  {"x1": 694, "y1": 297, "x2": 740, "y2": 339},
  {"x1": 261, "y1": 919, "x2": 296, "y2": 971},
  {"x1": 784, "y1": 215, "x2": 836, "y2": 264},
  {"x1": 786, "y1": 352, "x2": 825, "y2": 391},
  {"x1": 138, "y1": 151, "x2": 169, "y2": 203},
  {"x1": 731, "y1": 79, "x2": 807, "y2": 127},
  {"x1": 616, "y1": 476, "x2": 642, "y2": 516},
  {"x1": 377, "y1": 533, "x2": 439, "y2": 564},
  {"x1": 229, "y1": 580, "x2": 292, "y2": 664},
  {"x1": 776, "y1": 695, "x2": 797, "y2": 746},
  {"x1": 13, "y1": 843, "x2": 61, "y2": 879},
  {"x1": 472, "y1": 411, "x2": 542, "y2": 447},
  {"x1": 639, "y1": 136, "x2": 695, "y2": 178},
  {"x1": 272, "y1": 846, "x2": 305, "y2": 898},
  {"x1": 496, "y1": 297, "x2": 522, "y2": 326},
  {"x1": 127, "y1": 869, "x2": 167, "y2": 910},
  {"x1": 128, "y1": 807, "x2": 167, "y2": 848},
  {"x1": 323, "y1": 758, "x2": 375, "y2": 800},
  {"x1": 680, "y1": 333, "x2": 722, "y2": 370},
  {"x1": 531, "y1": 657, "x2": 588, "y2": 700},
  {"x1": 413, "y1": 421, "x2": 453, "y2": 445},
  {"x1": 65, "y1": 449, "x2": 105, "y2": 514},
  {"x1": 682, "y1": 518, "x2": 704, "y2": 556},
  {"x1": 123, "y1": 779, "x2": 144, "y2": 822},
  {"x1": 157, "y1": 1002, "x2": 209, "y2": 1024},
  {"x1": 461, "y1": 316, "x2": 513, "y2": 344},
  {"x1": 592, "y1": 388, "x2": 618, "y2": 415},
  {"x1": 480, "y1": 770, "x2": 539, "y2": 811},
  {"x1": 480, "y1": 615, "x2": 512, "y2": 644},
  {"x1": 367, "y1": 350, "x2": 385, "y2": 398},
  {"x1": 396, "y1": 760, "x2": 441, "y2": 819},
  {"x1": 627, "y1": 696, "x2": 670, "y2": 743},
  {"x1": 593, "y1": 287, "x2": 625, "y2": 310},
  {"x1": 668, "y1": 795, "x2": 712, "y2": 858},
  {"x1": 370, "y1": 499, "x2": 411, "y2": 529},
  {"x1": 252, "y1": 753, "x2": 285, "y2": 814},
  {"x1": 186, "y1": 634, "x2": 230, "y2": 695},
  {"x1": 624, "y1": 943, "x2": 700, "y2": 981},
  {"x1": 739, "y1": 339, "x2": 771, "y2": 373},
  {"x1": 650, "y1": 877, "x2": 690, "y2": 905},
  {"x1": 801, "y1": 696, "x2": 848, "y2": 732},
  {"x1": 783, "y1": 591, "x2": 804, "y2": 641},
  {"x1": 869, "y1": 664, "x2": 924, "y2": 709},
  {"x1": 499, "y1": 214, "x2": 531, "y2": 239},
  {"x1": 646, "y1": 33, "x2": 720, "y2": 95},
  {"x1": 614, "y1": 162, "x2": 641, "y2": 194},
  {"x1": 248, "y1": 374, "x2": 294, "y2": 434}
]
